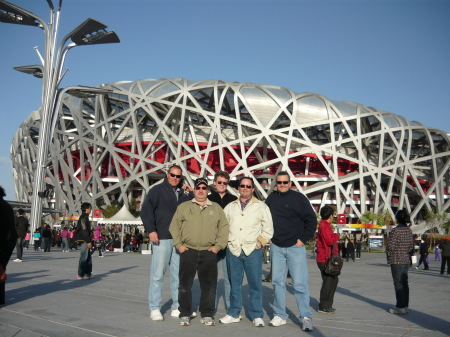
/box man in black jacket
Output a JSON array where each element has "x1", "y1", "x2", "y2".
[
  {"x1": 208, "y1": 170, "x2": 237, "y2": 312},
  {"x1": 14, "y1": 209, "x2": 29, "y2": 262},
  {"x1": 140, "y1": 164, "x2": 194, "y2": 321},
  {"x1": 440, "y1": 237, "x2": 450, "y2": 275},
  {"x1": 74, "y1": 203, "x2": 93, "y2": 279},
  {"x1": 417, "y1": 238, "x2": 429, "y2": 270},
  {"x1": 266, "y1": 171, "x2": 317, "y2": 332}
]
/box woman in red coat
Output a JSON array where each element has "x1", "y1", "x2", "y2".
[{"x1": 316, "y1": 206, "x2": 340, "y2": 314}]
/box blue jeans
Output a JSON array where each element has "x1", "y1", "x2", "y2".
[
  {"x1": 271, "y1": 244, "x2": 312, "y2": 319},
  {"x1": 216, "y1": 249, "x2": 231, "y2": 311},
  {"x1": 390, "y1": 264, "x2": 409, "y2": 308},
  {"x1": 149, "y1": 239, "x2": 180, "y2": 311},
  {"x1": 61, "y1": 238, "x2": 69, "y2": 251},
  {"x1": 78, "y1": 242, "x2": 93, "y2": 277},
  {"x1": 226, "y1": 248, "x2": 263, "y2": 320}
]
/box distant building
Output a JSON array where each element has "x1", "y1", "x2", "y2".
[{"x1": 11, "y1": 78, "x2": 450, "y2": 225}]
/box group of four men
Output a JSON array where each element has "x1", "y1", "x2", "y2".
[{"x1": 140, "y1": 165, "x2": 317, "y2": 332}]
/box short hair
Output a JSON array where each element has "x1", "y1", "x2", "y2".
[
  {"x1": 276, "y1": 171, "x2": 290, "y2": 181},
  {"x1": 81, "y1": 202, "x2": 92, "y2": 213},
  {"x1": 214, "y1": 170, "x2": 230, "y2": 182},
  {"x1": 18, "y1": 208, "x2": 25, "y2": 215},
  {"x1": 239, "y1": 176, "x2": 254, "y2": 188},
  {"x1": 167, "y1": 164, "x2": 182, "y2": 174},
  {"x1": 0, "y1": 186, "x2": 5, "y2": 198},
  {"x1": 320, "y1": 205, "x2": 334, "y2": 220},
  {"x1": 395, "y1": 209, "x2": 410, "y2": 224}
]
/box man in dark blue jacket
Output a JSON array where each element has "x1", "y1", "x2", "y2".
[
  {"x1": 74, "y1": 203, "x2": 93, "y2": 279},
  {"x1": 140, "y1": 165, "x2": 193, "y2": 321},
  {"x1": 266, "y1": 171, "x2": 317, "y2": 332}
]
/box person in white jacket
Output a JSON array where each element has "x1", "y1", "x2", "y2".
[{"x1": 219, "y1": 177, "x2": 273, "y2": 327}]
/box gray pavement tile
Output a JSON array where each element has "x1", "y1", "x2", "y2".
[{"x1": 0, "y1": 250, "x2": 448, "y2": 337}]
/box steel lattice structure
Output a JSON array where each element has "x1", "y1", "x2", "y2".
[{"x1": 11, "y1": 78, "x2": 450, "y2": 224}]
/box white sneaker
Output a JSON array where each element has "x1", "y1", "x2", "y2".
[
  {"x1": 150, "y1": 309, "x2": 164, "y2": 321},
  {"x1": 171, "y1": 309, "x2": 197, "y2": 318},
  {"x1": 13, "y1": 259, "x2": 22, "y2": 262},
  {"x1": 301, "y1": 317, "x2": 313, "y2": 331},
  {"x1": 389, "y1": 307, "x2": 407, "y2": 315},
  {"x1": 219, "y1": 315, "x2": 240, "y2": 324},
  {"x1": 253, "y1": 317, "x2": 265, "y2": 327},
  {"x1": 269, "y1": 316, "x2": 286, "y2": 327},
  {"x1": 200, "y1": 317, "x2": 215, "y2": 326}
]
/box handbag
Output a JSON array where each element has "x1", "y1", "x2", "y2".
[
  {"x1": 411, "y1": 255, "x2": 417, "y2": 264},
  {"x1": 324, "y1": 242, "x2": 343, "y2": 276}
]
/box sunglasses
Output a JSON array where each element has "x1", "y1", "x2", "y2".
[
  {"x1": 277, "y1": 181, "x2": 289, "y2": 185},
  {"x1": 195, "y1": 186, "x2": 208, "y2": 190},
  {"x1": 216, "y1": 181, "x2": 228, "y2": 185},
  {"x1": 239, "y1": 184, "x2": 253, "y2": 189},
  {"x1": 169, "y1": 173, "x2": 182, "y2": 178}
]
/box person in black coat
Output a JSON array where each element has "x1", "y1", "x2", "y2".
[
  {"x1": 417, "y1": 238, "x2": 429, "y2": 270},
  {"x1": 14, "y1": 208, "x2": 29, "y2": 262},
  {"x1": 346, "y1": 239, "x2": 355, "y2": 262},
  {"x1": 0, "y1": 186, "x2": 18, "y2": 304}
]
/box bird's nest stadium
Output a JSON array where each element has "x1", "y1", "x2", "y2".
[{"x1": 11, "y1": 78, "x2": 450, "y2": 226}]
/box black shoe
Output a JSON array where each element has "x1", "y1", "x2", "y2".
[
  {"x1": 318, "y1": 308, "x2": 334, "y2": 314},
  {"x1": 262, "y1": 278, "x2": 271, "y2": 283}
]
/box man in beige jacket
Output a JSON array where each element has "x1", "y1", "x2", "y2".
[
  {"x1": 169, "y1": 178, "x2": 229, "y2": 327},
  {"x1": 219, "y1": 177, "x2": 273, "y2": 327}
]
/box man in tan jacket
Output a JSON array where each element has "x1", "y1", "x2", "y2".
[
  {"x1": 219, "y1": 177, "x2": 273, "y2": 327},
  {"x1": 169, "y1": 178, "x2": 229, "y2": 327}
]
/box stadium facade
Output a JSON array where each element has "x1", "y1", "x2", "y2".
[{"x1": 11, "y1": 78, "x2": 450, "y2": 225}]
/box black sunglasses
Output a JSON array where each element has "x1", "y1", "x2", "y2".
[
  {"x1": 276, "y1": 181, "x2": 289, "y2": 185},
  {"x1": 217, "y1": 181, "x2": 228, "y2": 185},
  {"x1": 195, "y1": 186, "x2": 208, "y2": 190},
  {"x1": 239, "y1": 184, "x2": 253, "y2": 189},
  {"x1": 169, "y1": 173, "x2": 182, "y2": 178}
]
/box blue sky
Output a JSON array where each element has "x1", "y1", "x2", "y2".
[{"x1": 1, "y1": 0, "x2": 449, "y2": 201}]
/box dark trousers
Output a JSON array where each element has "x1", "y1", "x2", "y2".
[
  {"x1": 78, "y1": 242, "x2": 93, "y2": 277},
  {"x1": 390, "y1": 264, "x2": 409, "y2": 309},
  {"x1": 179, "y1": 248, "x2": 217, "y2": 318},
  {"x1": 356, "y1": 250, "x2": 361, "y2": 258},
  {"x1": 346, "y1": 251, "x2": 355, "y2": 262},
  {"x1": 15, "y1": 238, "x2": 24, "y2": 260},
  {"x1": 317, "y1": 262, "x2": 339, "y2": 309},
  {"x1": 44, "y1": 238, "x2": 52, "y2": 252},
  {"x1": 34, "y1": 239, "x2": 41, "y2": 251},
  {"x1": 418, "y1": 254, "x2": 429, "y2": 269},
  {"x1": 441, "y1": 256, "x2": 450, "y2": 274}
]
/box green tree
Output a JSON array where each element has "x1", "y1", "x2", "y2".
[
  {"x1": 101, "y1": 203, "x2": 122, "y2": 218},
  {"x1": 424, "y1": 208, "x2": 449, "y2": 248},
  {"x1": 128, "y1": 198, "x2": 141, "y2": 218}
]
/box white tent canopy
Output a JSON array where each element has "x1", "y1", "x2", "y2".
[{"x1": 98, "y1": 205, "x2": 142, "y2": 251}]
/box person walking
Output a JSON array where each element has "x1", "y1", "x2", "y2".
[
  {"x1": 74, "y1": 203, "x2": 94, "y2": 279},
  {"x1": 14, "y1": 209, "x2": 29, "y2": 262},
  {"x1": 435, "y1": 244, "x2": 441, "y2": 261},
  {"x1": 265, "y1": 171, "x2": 317, "y2": 332},
  {"x1": 170, "y1": 178, "x2": 229, "y2": 326},
  {"x1": 355, "y1": 239, "x2": 362, "y2": 259},
  {"x1": 219, "y1": 177, "x2": 273, "y2": 327},
  {"x1": 94, "y1": 225, "x2": 104, "y2": 257},
  {"x1": 440, "y1": 237, "x2": 450, "y2": 275},
  {"x1": 346, "y1": 239, "x2": 355, "y2": 262},
  {"x1": 42, "y1": 225, "x2": 52, "y2": 252},
  {"x1": 60, "y1": 226, "x2": 70, "y2": 252},
  {"x1": 417, "y1": 238, "x2": 429, "y2": 270},
  {"x1": 386, "y1": 210, "x2": 414, "y2": 315},
  {"x1": 23, "y1": 231, "x2": 31, "y2": 250},
  {"x1": 207, "y1": 170, "x2": 237, "y2": 312},
  {"x1": 140, "y1": 164, "x2": 194, "y2": 321},
  {"x1": 316, "y1": 206, "x2": 340, "y2": 314},
  {"x1": 33, "y1": 228, "x2": 41, "y2": 251}
]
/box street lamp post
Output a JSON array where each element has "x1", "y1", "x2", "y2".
[{"x1": 0, "y1": 0, "x2": 119, "y2": 235}]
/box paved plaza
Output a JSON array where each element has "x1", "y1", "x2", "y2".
[{"x1": 0, "y1": 249, "x2": 448, "y2": 337}]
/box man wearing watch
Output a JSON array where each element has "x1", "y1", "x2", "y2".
[{"x1": 219, "y1": 177, "x2": 273, "y2": 327}]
